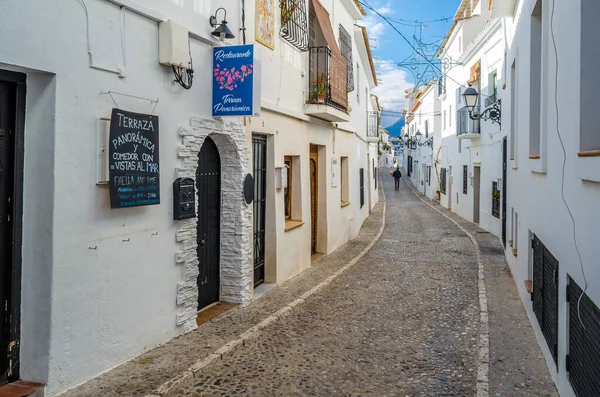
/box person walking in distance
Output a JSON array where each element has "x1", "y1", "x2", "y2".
[{"x1": 392, "y1": 167, "x2": 402, "y2": 191}]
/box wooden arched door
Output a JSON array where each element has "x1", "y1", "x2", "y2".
[
  {"x1": 310, "y1": 146, "x2": 318, "y2": 255},
  {"x1": 196, "y1": 137, "x2": 221, "y2": 311}
]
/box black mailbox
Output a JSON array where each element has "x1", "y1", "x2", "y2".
[{"x1": 173, "y1": 178, "x2": 196, "y2": 220}]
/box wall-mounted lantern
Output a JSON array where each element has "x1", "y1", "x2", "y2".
[
  {"x1": 210, "y1": 8, "x2": 235, "y2": 40},
  {"x1": 462, "y1": 85, "x2": 502, "y2": 126}
]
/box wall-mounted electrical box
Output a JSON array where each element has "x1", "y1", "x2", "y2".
[
  {"x1": 96, "y1": 118, "x2": 111, "y2": 184},
  {"x1": 159, "y1": 20, "x2": 190, "y2": 69},
  {"x1": 275, "y1": 166, "x2": 288, "y2": 189},
  {"x1": 173, "y1": 177, "x2": 196, "y2": 220}
]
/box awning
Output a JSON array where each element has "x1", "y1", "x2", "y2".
[{"x1": 311, "y1": 0, "x2": 348, "y2": 108}]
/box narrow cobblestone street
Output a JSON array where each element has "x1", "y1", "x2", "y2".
[{"x1": 164, "y1": 175, "x2": 555, "y2": 397}]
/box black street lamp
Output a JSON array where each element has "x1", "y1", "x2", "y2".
[
  {"x1": 210, "y1": 8, "x2": 236, "y2": 40},
  {"x1": 462, "y1": 85, "x2": 501, "y2": 126}
]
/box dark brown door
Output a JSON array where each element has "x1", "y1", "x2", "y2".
[
  {"x1": 473, "y1": 166, "x2": 481, "y2": 224},
  {"x1": 196, "y1": 138, "x2": 221, "y2": 311},
  {"x1": 502, "y1": 137, "x2": 507, "y2": 247},
  {"x1": 310, "y1": 146, "x2": 318, "y2": 255},
  {"x1": 252, "y1": 136, "x2": 267, "y2": 287},
  {"x1": 0, "y1": 76, "x2": 20, "y2": 386}
]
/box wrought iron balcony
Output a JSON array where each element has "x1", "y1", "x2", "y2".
[
  {"x1": 305, "y1": 46, "x2": 349, "y2": 122},
  {"x1": 484, "y1": 94, "x2": 497, "y2": 108},
  {"x1": 457, "y1": 106, "x2": 481, "y2": 139},
  {"x1": 367, "y1": 111, "x2": 379, "y2": 140}
]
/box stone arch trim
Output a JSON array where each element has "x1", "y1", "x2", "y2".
[{"x1": 174, "y1": 118, "x2": 252, "y2": 331}]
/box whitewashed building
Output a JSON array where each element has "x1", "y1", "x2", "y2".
[
  {"x1": 403, "y1": 82, "x2": 441, "y2": 200},
  {"x1": 379, "y1": 128, "x2": 394, "y2": 168},
  {"x1": 246, "y1": 0, "x2": 379, "y2": 286},
  {"x1": 491, "y1": 0, "x2": 600, "y2": 395},
  {"x1": 0, "y1": 0, "x2": 378, "y2": 394},
  {"x1": 404, "y1": 0, "x2": 600, "y2": 395}
]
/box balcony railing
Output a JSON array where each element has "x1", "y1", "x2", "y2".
[
  {"x1": 367, "y1": 111, "x2": 379, "y2": 138},
  {"x1": 308, "y1": 46, "x2": 347, "y2": 111},
  {"x1": 457, "y1": 106, "x2": 481, "y2": 138},
  {"x1": 484, "y1": 94, "x2": 497, "y2": 108}
]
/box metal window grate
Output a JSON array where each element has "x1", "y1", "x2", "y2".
[
  {"x1": 440, "y1": 168, "x2": 447, "y2": 194},
  {"x1": 532, "y1": 235, "x2": 559, "y2": 364},
  {"x1": 457, "y1": 106, "x2": 481, "y2": 136},
  {"x1": 567, "y1": 276, "x2": 600, "y2": 397},
  {"x1": 308, "y1": 47, "x2": 348, "y2": 111},
  {"x1": 339, "y1": 25, "x2": 354, "y2": 92},
  {"x1": 492, "y1": 181, "x2": 500, "y2": 218},
  {"x1": 280, "y1": 0, "x2": 309, "y2": 51},
  {"x1": 367, "y1": 111, "x2": 379, "y2": 138},
  {"x1": 463, "y1": 165, "x2": 468, "y2": 195},
  {"x1": 359, "y1": 168, "x2": 364, "y2": 208}
]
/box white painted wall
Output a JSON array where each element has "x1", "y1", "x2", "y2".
[
  {"x1": 0, "y1": 0, "x2": 245, "y2": 394},
  {"x1": 502, "y1": 0, "x2": 600, "y2": 395},
  {"x1": 245, "y1": 0, "x2": 375, "y2": 282}
]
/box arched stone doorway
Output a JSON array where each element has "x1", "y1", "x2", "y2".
[{"x1": 175, "y1": 118, "x2": 252, "y2": 331}]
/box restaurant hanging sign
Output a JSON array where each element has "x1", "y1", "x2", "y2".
[
  {"x1": 212, "y1": 44, "x2": 261, "y2": 117},
  {"x1": 108, "y1": 108, "x2": 160, "y2": 208}
]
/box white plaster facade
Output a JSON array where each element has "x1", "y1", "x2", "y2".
[
  {"x1": 404, "y1": 82, "x2": 441, "y2": 200},
  {"x1": 402, "y1": 0, "x2": 600, "y2": 395},
  {"x1": 0, "y1": 0, "x2": 378, "y2": 395},
  {"x1": 244, "y1": 0, "x2": 379, "y2": 284}
]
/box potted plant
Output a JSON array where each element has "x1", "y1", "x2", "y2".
[
  {"x1": 436, "y1": 190, "x2": 441, "y2": 201},
  {"x1": 492, "y1": 190, "x2": 500, "y2": 200},
  {"x1": 312, "y1": 75, "x2": 326, "y2": 103},
  {"x1": 280, "y1": 1, "x2": 296, "y2": 33}
]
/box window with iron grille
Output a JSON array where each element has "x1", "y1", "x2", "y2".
[
  {"x1": 359, "y1": 168, "x2": 364, "y2": 208},
  {"x1": 440, "y1": 168, "x2": 447, "y2": 194},
  {"x1": 463, "y1": 165, "x2": 468, "y2": 194},
  {"x1": 427, "y1": 166, "x2": 431, "y2": 186},
  {"x1": 280, "y1": 0, "x2": 309, "y2": 51},
  {"x1": 492, "y1": 182, "x2": 500, "y2": 218},
  {"x1": 532, "y1": 234, "x2": 559, "y2": 365},
  {"x1": 567, "y1": 276, "x2": 600, "y2": 397},
  {"x1": 339, "y1": 25, "x2": 354, "y2": 92}
]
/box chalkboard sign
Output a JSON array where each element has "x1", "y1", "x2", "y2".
[{"x1": 108, "y1": 108, "x2": 160, "y2": 208}]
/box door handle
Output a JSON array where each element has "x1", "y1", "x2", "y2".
[{"x1": 199, "y1": 239, "x2": 205, "y2": 246}]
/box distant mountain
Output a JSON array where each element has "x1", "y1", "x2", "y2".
[{"x1": 383, "y1": 117, "x2": 405, "y2": 137}]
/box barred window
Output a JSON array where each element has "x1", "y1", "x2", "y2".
[
  {"x1": 492, "y1": 181, "x2": 500, "y2": 218},
  {"x1": 280, "y1": 0, "x2": 309, "y2": 51},
  {"x1": 339, "y1": 25, "x2": 354, "y2": 92},
  {"x1": 463, "y1": 165, "x2": 468, "y2": 195},
  {"x1": 440, "y1": 168, "x2": 447, "y2": 194}
]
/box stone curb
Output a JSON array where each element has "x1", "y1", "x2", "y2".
[
  {"x1": 403, "y1": 178, "x2": 490, "y2": 397},
  {"x1": 145, "y1": 185, "x2": 388, "y2": 397}
]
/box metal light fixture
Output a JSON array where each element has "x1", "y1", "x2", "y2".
[
  {"x1": 462, "y1": 85, "x2": 502, "y2": 126},
  {"x1": 210, "y1": 8, "x2": 235, "y2": 40},
  {"x1": 415, "y1": 130, "x2": 423, "y2": 142},
  {"x1": 420, "y1": 138, "x2": 434, "y2": 148}
]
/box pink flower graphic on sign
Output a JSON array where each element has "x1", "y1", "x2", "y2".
[{"x1": 213, "y1": 64, "x2": 254, "y2": 90}]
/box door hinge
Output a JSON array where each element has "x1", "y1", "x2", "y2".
[
  {"x1": 553, "y1": 344, "x2": 558, "y2": 360},
  {"x1": 554, "y1": 269, "x2": 558, "y2": 284},
  {"x1": 566, "y1": 284, "x2": 570, "y2": 302},
  {"x1": 565, "y1": 354, "x2": 570, "y2": 372},
  {"x1": 531, "y1": 238, "x2": 535, "y2": 249},
  {"x1": 4, "y1": 300, "x2": 7, "y2": 311}
]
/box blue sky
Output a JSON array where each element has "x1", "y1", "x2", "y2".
[{"x1": 357, "y1": 0, "x2": 462, "y2": 126}]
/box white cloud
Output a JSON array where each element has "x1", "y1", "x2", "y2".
[
  {"x1": 372, "y1": 62, "x2": 413, "y2": 116},
  {"x1": 358, "y1": 1, "x2": 393, "y2": 42}
]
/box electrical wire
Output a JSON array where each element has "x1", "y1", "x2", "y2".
[
  {"x1": 549, "y1": 0, "x2": 588, "y2": 329},
  {"x1": 359, "y1": 0, "x2": 494, "y2": 99},
  {"x1": 172, "y1": 39, "x2": 194, "y2": 89}
]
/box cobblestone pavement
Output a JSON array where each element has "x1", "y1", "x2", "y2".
[
  {"x1": 170, "y1": 176, "x2": 483, "y2": 396},
  {"x1": 413, "y1": 186, "x2": 558, "y2": 397},
  {"x1": 65, "y1": 174, "x2": 557, "y2": 397},
  {"x1": 63, "y1": 195, "x2": 385, "y2": 396}
]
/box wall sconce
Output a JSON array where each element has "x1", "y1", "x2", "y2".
[
  {"x1": 415, "y1": 130, "x2": 433, "y2": 148},
  {"x1": 210, "y1": 8, "x2": 235, "y2": 40},
  {"x1": 462, "y1": 85, "x2": 501, "y2": 126}
]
